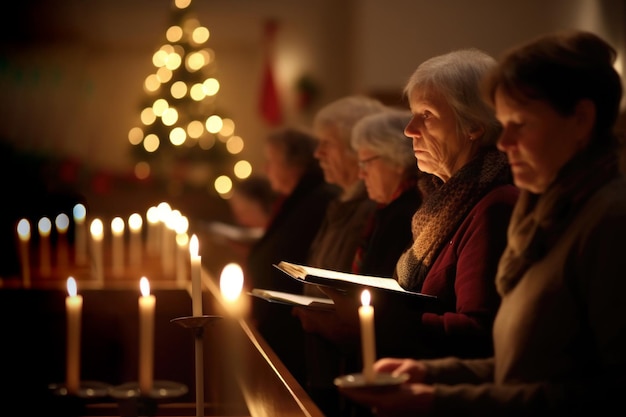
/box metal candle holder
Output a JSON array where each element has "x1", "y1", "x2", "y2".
[{"x1": 170, "y1": 314, "x2": 223, "y2": 417}]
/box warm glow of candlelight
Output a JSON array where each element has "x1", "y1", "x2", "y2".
[
  {"x1": 56, "y1": 213, "x2": 70, "y2": 270},
  {"x1": 177, "y1": 232, "x2": 189, "y2": 247},
  {"x1": 67, "y1": 276, "x2": 77, "y2": 296},
  {"x1": 129, "y1": 213, "x2": 143, "y2": 268},
  {"x1": 73, "y1": 203, "x2": 86, "y2": 224},
  {"x1": 38, "y1": 217, "x2": 52, "y2": 237},
  {"x1": 189, "y1": 234, "x2": 202, "y2": 316},
  {"x1": 55, "y1": 213, "x2": 70, "y2": 233},
  {"x1": 146, "y1": 206, "x2": 160, "y2": 255},
  {"x1": 73, "y1": 204, "x2": 88, "y2": 266},
  {"x1": 157, "y1": 201, "x2": 172, "y2": 223},
  {"x1": 174, "y1": 214, "x2": 189, "y2": 235},
  {"x1": 17, "y1": 218, "x2": 30, "y2": 241},
  {"x1": 220, "y1": 262, "x2": 244, "y2": 302},
  {"x1": 361, "y1": 288, "x2": 371, "y2": 307},
  {"x1": 65, "y1": 275, "x2": 82, "y2": 394},
  {"x1": 90, "y1": 218, "x2": 104, "y2": 240},
  {"x1": 146, "y1": 206, "x2": 159, "y2": 224},
  {"x1": 111, "y1": 217, "x2": 124, "y2": 235},
  {"x1": 138, "y1": 276, "x2": 155, "y2": 395},
  {"x1": 17, "y1": 219, "x2": 31, "y2": 287},
  {"x1": 359, "y1": 289, "x2": 376, "y2": 382},
  {"x1": 129, "y1": 213, "x2": 143, "y2": 232},
  {"x1": 90, "y1": 218, "x2": 104, "y2": 284},
  {"x1": 140, "y1": 276, "x2": 150, "y2": 296},
  {"x1": 189, "y1": 234, "x2": 199, "y2": 257},
  {"x1": 38, "y1": 217, "x2": 52, "y2": 276}
]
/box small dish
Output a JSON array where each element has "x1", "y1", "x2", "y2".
[{"x1": 334, "y1": 372, "x2": 409, "y2": 391}]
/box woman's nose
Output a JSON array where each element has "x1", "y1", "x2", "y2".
[{"x1": 404, "y1": 117, "x2": 421, "y2": 139}]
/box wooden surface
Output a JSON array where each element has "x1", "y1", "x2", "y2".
[{"x1": 0, "y1": 259, "x2": 324, "y2": 416}]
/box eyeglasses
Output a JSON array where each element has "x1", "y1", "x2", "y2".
[{"x1": 357, "y1": 155, "x2": 381, "y2": 170}]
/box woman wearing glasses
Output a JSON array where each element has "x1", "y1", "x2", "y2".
[{"x1": 349, "y1": 109, "x2": 429, "y2": 276}]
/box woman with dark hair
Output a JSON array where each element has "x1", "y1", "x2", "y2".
[
  {"x1": 339, "y1": 30, "x2": 626, "y2": 416},
  {"x1": 246, "y1": 125, "x2": 339, "y2": 385}
]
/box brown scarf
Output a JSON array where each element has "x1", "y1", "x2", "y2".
[
  {"x1": 395, "y1": 147, "x2": 512, "y2": 292},
  {"x1": 496, "y1": 147, "x2": 620, "y2": 295}
]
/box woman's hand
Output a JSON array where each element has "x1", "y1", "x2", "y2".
[
  {"x1": 338, "y1": 382, "x2": 435, "y2": 417},
  {"x1": 292, "y1": 288, "x2": 362, "y2": 346},
  {"x1": 374, "y1": 358, "x2": 428, "y2": 383},
  {"x1": 292, "y1": 306, "x2": 360, "y2": 346}
]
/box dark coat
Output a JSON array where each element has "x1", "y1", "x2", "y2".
[
  {"x1": 246, "y1": 167, "x2": 339, "y2": 384},
  {"x1": 377, "y1": 184, "x2": 520, "y2": 360},
  {"x1": 247, "y1": 169, "x2": 339, "y2": 291},
  {"x1": 356, "y1": 187, "x2": 423, "y2": 277}
]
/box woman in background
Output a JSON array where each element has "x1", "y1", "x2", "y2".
[{"x1": 246, "y1": 126, "x2": 339, "y2": 385}]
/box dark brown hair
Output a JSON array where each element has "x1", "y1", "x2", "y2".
[{"x1": 483, "y1": 30, "x2": 623, "y2": 144}]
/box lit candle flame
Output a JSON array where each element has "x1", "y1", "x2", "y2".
[
  {"x1": 17, "y1": 218, "x2": 30, "y2": 241},
  {"x1": 189, "y1": 234, "x2": 199, "y2": 257},
  {"x1": 73, "y1": 203, "x2": 86, "y2": 224},
  {"x1": 111, "y1": 217, "x2": 125, "y2": 236},
  {"x1": 67, "y1": 276, "x2": 77, "y2": 297},
  {"x1": 140, "y1": 276, "x2": 151, "y2": 297},
  {"x1": 38, "y1": 217, "x2": 52, "y2": 237},
  {"x1": 90, "y1": 218, "x2": 104, "y2": 240},
  {"x1": 55, "y1": 213, "x2": 70, "y2": 233},
  {"x1": 220, "y1": 263, "x2": 244, "y2": 302},
  {"x1": 146, "y1": 206, "x2": 159, "y2": 225},
  {"x1": 361, "y1": 289, "x2": 371, "y2": 307},
  {"x1": 129, "y1": 213, "x2": 143, "y2": 231}
]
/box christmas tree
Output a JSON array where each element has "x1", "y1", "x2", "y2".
[{"x1": 127, "y1": 0, "x2": 250, "y2": 197}]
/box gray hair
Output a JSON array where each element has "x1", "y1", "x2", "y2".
[
  {"x1": 351, "y1": 109, "x2": 415, "y2": 171},
  {"x1": 313, "y1": 95, "x2": 387, "y2": 149},
  {"x1": 404, "y1": 48, "x2": 501, "y2": 145}
]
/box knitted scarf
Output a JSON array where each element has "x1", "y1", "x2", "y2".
[
  {"x1": 496, "y1": 146, "x2": 620, "y2": 295},
  {"x1": 395, "y1": 147, "x2": 512, "y2": 292}
]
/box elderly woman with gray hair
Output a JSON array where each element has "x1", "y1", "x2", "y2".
[
  {"x1": 295, "y1": 48, "x2": 519, "y2": 374},
  {"x1": 348, "y1": 108, "x2": 429, "y2": 276}
]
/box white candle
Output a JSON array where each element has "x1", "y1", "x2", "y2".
[
  {"x1": 66, "y1": 276, "x2": 82, "y2": 395},
  {"x1": 176, "y1": 233, "x2": 189, "y2": 287},
  {"x1": 138, "y1": 276, "x2": 155, "y2": 395},
  {"x1": 359, "y1": 289, "x2": 376, "y2": 382},
  {"x1": 38, "y1": 217, "x2": 52, "y2": 277},
  {"x1": 146, "y1": 206, "x2": 160, "y2": 256},
  {"x1": 55, "y1": 213, "x2": 70, "y2": 272},
  {"x1": 128, "y1": 213, "x2": 143, "y2": 268},
  {"x1": 90, "y1": 218, "x2": 104, "y2": 286},
  {"x1": 73, "y1": 204, "x2": 88, "y2": 266},
  {"x1": 16, "y1": 218, "x2": 31, "y2": 288},
  {"x1": 161, "y1": 208, "x2": 176, "y2": 277},
  {"x1": 111, "y1": 217, "x2": 125, "y2": 276},
  {"x1": 189, "y1": 234, "x2": 202, "y2": 316}
]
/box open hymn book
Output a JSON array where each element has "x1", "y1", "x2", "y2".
[
  {"x1": 249, "y1": 288, "x2": 335, "y2": 311},
  {"x1": 273, "y1": 261, "x2": 438, "y2": 303}
]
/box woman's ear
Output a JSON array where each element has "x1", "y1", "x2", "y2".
[{"x1": 468, "y1": 125, "x2": 485, "y2": 140}]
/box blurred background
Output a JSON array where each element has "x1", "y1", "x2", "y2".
[{"x1": 0, "y1": 0, "x2": 624, "y2": 275}]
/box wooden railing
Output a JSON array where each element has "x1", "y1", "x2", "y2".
[{"x1": 0, "y1": 264, "x2": 324, "y2": 417}]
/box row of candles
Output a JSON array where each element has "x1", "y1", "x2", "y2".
[
  {"x1": 63, "y1": 233, "x2": 225, "y2": 397},
  {"x1": 34, "y1": 201, "x2": 378, "y2": 396},
  {"x1": 16, "y1": 202, "x2": 193, "y2": 287},
  {"x1": 63, "y1": 270, "x2": 378, "y2": 397}
]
